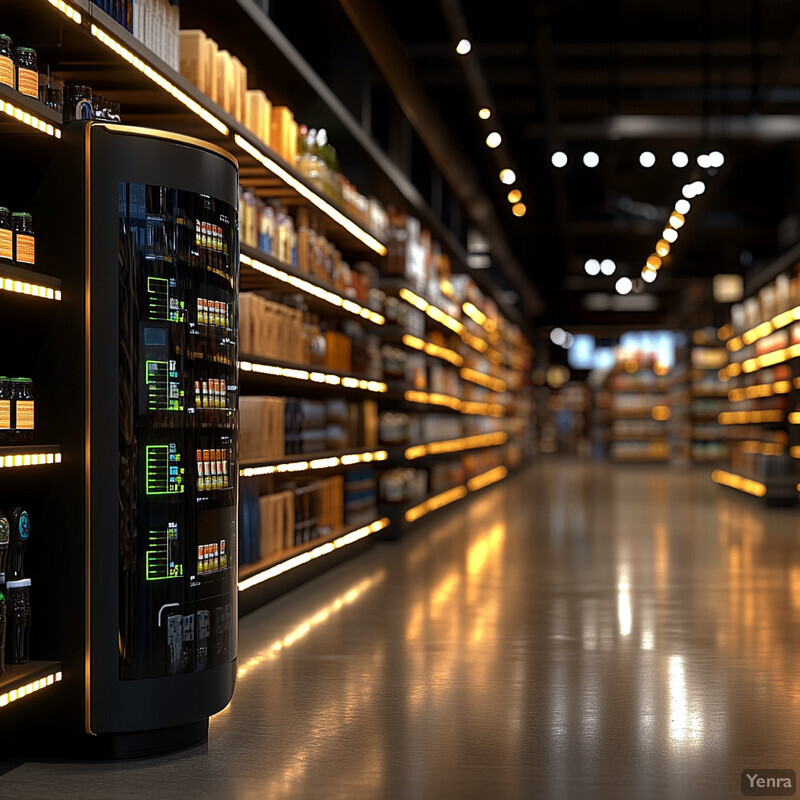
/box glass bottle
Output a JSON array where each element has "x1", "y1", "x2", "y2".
[
  {"x1": 0, "y1": 34, "x2": 14, "y2": 90},
  {"x1": 12, "y1": 212, "x2": 34, "y2": 266},
  {"x1": 0, "y1": 208, "x2": 12, "y2": 261},
  {"x1": 14, "y1": 47, "x2": 37, "y2": 99}
]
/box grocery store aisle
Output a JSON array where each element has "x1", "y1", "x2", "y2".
[{"x1": 3, "y1": 459, "x2": 800, "y2": 799}]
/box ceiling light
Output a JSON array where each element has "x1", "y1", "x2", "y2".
[
  {"x1": 646, "y1": 254, "x2": 662, "y2": 270},
  {"x1": 663, "y1": 227, "x2": 678, "y2": 243},
  {"x1": 672, "y1": 151, "x2": 689, "y2": 167},
  {"x1": 551, "y1": 151, "x2": 568, "y2": 168},
  {"x1": 486, "y1": 131, "x2": 502, "y2": 148},
  {"x1": 499, "y1": 168, "x2": 516, "y2": 184},
  {"x1": 639, "y1": 151, "x2": 656, "y2": 168},
  {"x1": 584, "y1": 258, "x2": 600, "y2": 276},
  {"x1": 642, "y1": 268, "x2": 657, "y2": 283},
  {"x1": 563, "y1": 333, "x2": 575, "y2": 348},
  {"x1": 478, "y1": 107, "x2": 491, "y2": 120},
  {"x1": 511, "y1": 202, "x2": 526, "y2": 217},
  {"x1": 550, "y1": 327, "x2": 567, "y2": 346},
  {"x1": 583, "y1": 151, "x2": 599, "y2": 168},
  {"x1": 692, "y1": 180, "x2": 706, "y2": 195},
  {"x1": 507, "y1": 189, "x2": 522, "y2": 203},
  {"x1": 655, "y1": 239, "x2": 671, "y2": 257},
  {"x1": 682, "y1": 183, "x2": 696, "y2": 199},
  {"x1": 615, "y1": 277, "x2": 633, "y2": 295},
  {"x1": 668, "y1": 211, "x2": 685, "y2": 229},
  {"x1": 674, "y1": 199, "x2": 691, "y2": 215},
  {"x1": 600, "y1": 258, "x2": 616, "y2": 275},
  {"x1": 697, "y1": 154, "x2": 711, "y2": 169},
  {"x1": 709, "y1": 151, "x2": 724, "y2": 167},
  {"x1": 456, "y1": 38, "x2": 472, "y2": 55}
]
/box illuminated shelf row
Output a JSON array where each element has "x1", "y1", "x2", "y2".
[
  {"x1": 727, "y1": 380, "x2": 793, "y2": 402},
  {"x1": 720, "y1": 343, "x2": 800, "y2": 379},
  {"x1": 0, "y1": 661, "x2": 62, "y2": 710},
  {"x1": 44, "y1": 0, "x2": 387, "y2": 258},
  {"x1": 404, "y1": 465, "x2": 509, "y2": 523},
  {"x1": 718, "y1": 410, "x2": 784, "y2": 425},
  {"x1": 239, "y1": 359, "x2": 388, "y2": 394},
  {"x1": 725, "y1": 305, "x2": 800, "y2": 352},
  {"x1": 240, "y1": 251, "x2": 384, "y2": 325},
  {"x1": 0, "y1": 449, "x2": 62, "y2": 469},
  {"x1": 738, "y1": 440, "x2": 785, "y2": 456},
  {"x1": 403, "y1": 390, "x2": 505, "y2": 417},
  {"x1": 240, "y1": 449, "x2": 388, "y2": 478},
  {"x1": 398, "y1": 289, "x2": 504, "y2": 365},
  {"x1": 238, "y1": 517, "x2": 390, "y2": 593},
  {"x1": 402, "y1": 334, "x2": 463, "y2": 367},
  {"x1": 404, "y1": 432, "x2": 508, "y2": 460},
  {"x1": 711, "y1": 469, "x2": 767, "y2": 497}
]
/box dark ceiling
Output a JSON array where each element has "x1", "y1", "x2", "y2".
[{"x1": 270, "y1": 0, "x2": 800, "y2": 332}]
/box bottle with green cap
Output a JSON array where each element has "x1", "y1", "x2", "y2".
[{"x1": 0, "y1": 208, "x2": 12, "y2": 261}]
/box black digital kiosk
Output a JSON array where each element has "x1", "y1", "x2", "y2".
[{"x1": 27, "y1": 122, "x2": 239, "y2": 757}]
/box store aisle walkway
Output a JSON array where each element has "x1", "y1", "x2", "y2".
[{"x1": 3, "y1": 460, "x2": 800, "y2": 799}]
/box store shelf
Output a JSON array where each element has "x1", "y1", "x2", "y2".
[
  {"x1": 239, "y1": 355, "x2": 387, "y2": 397},
  {"x1": 0, "y1": 661, "x2": 62, "y2": 709},
  {"x1": 237, "y1": 517, "x2": 389, "y2": 614},
  {"x1": 239, "y1": 247, "x2": 384, "y2": 325},
  {"x1": 724, "y1": 305, "x2": 800, "y2": 352},
  {"x1": 383, "y1": 387, "x2": 505, "y2": 417},
  {"x1": 240, "y1": 448, "x2": 388, "y2": 477},
  {"x1": 402, "y1": 432, "x2": 508, "y2": 461},
  {"x1": 0, "y1": 80, "x2": 62, "y2": 139},
  {"x1": 28, "y1": 0, "x2": 387, "y2": 258},
  {"x1": 0, "y1": 262, "x2": 62, "y2": 301},
  {"x1": 0, "y1": 446, "x2": 62, "y2": 469}
]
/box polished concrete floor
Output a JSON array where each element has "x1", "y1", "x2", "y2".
[{"x1": 3, "y1": 460, "x2": 800, "y2": 798}]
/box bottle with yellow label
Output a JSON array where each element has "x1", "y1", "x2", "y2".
[
  {"x1": 12, "y1": 213, "x2": 34, "y2": 266},
  {"x1": 0, "y1": 35, "x2": 14, "y2": 90},
  {"x1": 14, "y1": 48, "x2": 37, "y2": 100},
  {"x1": 0, "y1": 209, "x2": 12, "y2": 262},
  {"x1": 11, "y1": 379, "x2": 33, "y2": 443},
  {"x1": 0, "y1": 378, "x2": 10, "y2": 442}
]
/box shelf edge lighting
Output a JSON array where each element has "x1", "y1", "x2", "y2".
[
  {"x1": 711, "y1": 469, "x2": 766, "y2": 497},
  {"x1": 0, "y1": 670, "x2": 62, "y2": 708},
  {"x1": 726, "y1": 305, "x2": 800, "y2": 351},
  {"x1": 237, "y1": 518, "x2": 390, "y2": 592},
  {"x1": 233, "y1": 135, "x2": 387, "y2": 257},
  {"x1": 240, "y1": 254, "x2": 384, "y2": 325},
  {"x1": 404, "y1": 432, "x2": 507, "y2": 460},
  {"x1": 239, "y1": 360, "x2": 387, "y2": 393},
  {"x1": 405, "y1": 486, "x2": 468, "y2": 523},
  {"x1": 0, "y1": 452, "x2": 62, "y2": 469},
  {"x1": 47, "y1": 0, "x2": 82, "y2": 24},
  {"x1": 0, "y1": 99, "x2": 61, "y2": 139},
  {"x1": 0, "y1": 276, "x2": 61, "y2": 301},
  {"x1": 240, "y1": 450, "x2": 388, "y2": 477},
  {"x1": 467, "y1": 465, "x2": 508, "y2": 492},
  {"x1": 401, "y1": 335, "x2": 463, "y2": 367},
  {"x1": 90, "y1": 24, "x2": 229, "y2": 136}
]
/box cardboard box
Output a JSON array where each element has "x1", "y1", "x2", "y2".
[
  {"x1": 215, "y1": 49, "x2": 233, "y2": 114},
  {"x1": 179, "y1": 30, "x2": 206, "y2": 91},
  {"x1": 230, "y1": 55, "x2": 245, "y2": 122},
  {"x1": 271, "y1": 106, "x2": 295, "y2": 161},
  {"x1": 246, "y1": 90, "x2": 270, "y2": 143},
  {"x1": 205, "y1": 36, "x2": 219, "y2": 103}
]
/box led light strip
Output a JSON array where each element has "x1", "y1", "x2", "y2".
[
  {"x1": 0, "y1": 452, "x2": 62, "y2": 469},
  {"x1": 790, "y1": 446, "x2": 800, "y2": 459},
  {"x1": 405, "y1": 432, "x2": 507, "y2": 460},
  {"x1": 403, "y1": 390, "x2": 505, "y2": 417},
  {"x1": 726, "y1": 306, "x2": 800, "y2": 352},
  {"x1": 238, "y1": 518, "x2": 390, "y2": 592},
  {"x1": 718, "y1": 410, "x2": 784, "y2": 425},
  {"x1": 723, "y1": 343, "x2": 800, "y2": 377},
  {"x1": 0, "y1": 276, "x2": 61, "y2": 301},
  {"x1": 739, "y1": 440, "x2": 784, "y2": 456},
  {"x1": 462, "y1": 301, "x2": 498, "y2": 333},
  {"x1": 90, "y1": 25, "x2": 228, "y2": 135},
  {"x1": 405, "y1": 486, "x2": 468, "y2": 523},
  {"x1": 459, "y1": 367, "x2": 507, "y2": 392},
  {"x1": 789, "y1": 412, "x2": 800, "y2": 425},
  {"x1": 727, "y1": 380, "x2": 792, "y2": 402},
  {"x1": 712, "y1": 469, "x2": 767, "y2": 498},
  {"x1": 467, "y1": 465, "x2": 508, "y2": 492},
  {"x1": 47, "y1": 0, "x2": 82, "y2": 24},
  {"x1": 0, "y1": 670, "x2": 62, "y2": 708},
  {"x1": 401, "y1": 335, "x2": 463, "y2": 367},
  {"x1": 234, "y1": 135, "x2": 387, "y2": 256},
  {"x1": 240, "y1": 450, "x2": 388, "y2": 478},
  {"x1": 239, "y1": 360, "x2": 387, "y2": 393},
  {"x1": 240, "y1": 253, "x2": 384, "y2": 325},
  {"x1": 0, "y1": 100, "x2": 60, "y2": 139}
]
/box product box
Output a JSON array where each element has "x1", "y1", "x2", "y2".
[
  {"x1": 215, "y1": 49, "x2": 234, "y2": 115},
  {"x1": 179, "y1": 30, "x2": 207, "y2": 91},
  {"x1": 240, "y1": 396, "x2": 285, "y2": 461},
  {"x1": 230, "y1": 55, "x2": 246, "y2": 122},
  {"x1": 324, "y1": 331, "x2": 352, "y2": 373},
  {"x1": 246, "y1": 90, "x2": 272, "y2": 145}
]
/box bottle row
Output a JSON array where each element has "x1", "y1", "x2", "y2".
[
  {"x1": 0, "y1": 378, "x2": 34, "y2": 444},
  {"x1": 0, "y1": 207, "x2": 35, "y2": 267}
]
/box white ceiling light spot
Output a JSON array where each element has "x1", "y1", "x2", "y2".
[
  {"x1": 551, "y1": 151, "x2": 568, "y2": 168},
  {"x1": 563, "y1": 333, "x2": 575, "y2": 349},
  {"x1": 486, "y1": 131, "x2": 502, "y2": 148},
  {"x1": 642, "y1": 268, "x2": 657, "y2": 284},
  {"x1": 456, "y1": 38, "x2": 472, "y2": 55},
  {"x1": 709, "y1": 151, "x2": 725, "y2": 167},
  {"x1": 639, "y1": 151, "x2": 656, "y2": 168},
  {"x1": 499, "y1": 168, "x2": 516, "y2": 184},
  {"x1": 600, "y1": 258, "x2": 616, "y2": 275},
  {"x1": 615, "y1": 277, "x2": 633, "y2": 295},
  {"x1": 682, "y1": 183, "x2": 696, "y2": 199},
  {"x1": 478, "y1": 107, "x2": 491, "y2": 120},
  {"x1": 672, "y1": 151, "x2": 689, "y2": 168},
  {"x1": 674, "y1": 199, "x2": 691, "y2": 215},
  {"x1": 663, "y1": 227, "x2": 678, "y2": 243},
  {"x1": 692, "y1": 180, "x2": 706, "y2": 195},
  {"x1": 697, "y1": 154, "x2": 711, "y2": 168},
  {"x1": 550, "y1": 327, "x2": 567, "y2": 346},
  {"x1": 583, "y1": 151, "x2": 599, "y2": 168},
  {"x1": 584, "y1": 258, "x2": 601, "y2": 276}
]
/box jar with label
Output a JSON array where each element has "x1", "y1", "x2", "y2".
[
  {"x1": 0, "y1": 35, "x2": 14, "y2": 90},
  {"x1": 12, "y1": 212, "x2": 34, "y2": 266},
  {"x1": 11, "y1": 378, "x2": 33, "y2": 442},
  {"x1": 0, "y1": 378, "x2": 10, "y2": 442},
  {"x1": 14, "y1": 47, "x2": 37, "y2": 99},
  {"x1": 6, "y1": 579, "x2": 30, "y2": 665},
  {"x1": 0, "y1": 208, "x2": 12, "y2": 262},
  {"x1": 64, "y1": 83, "x2": 93, "y2": 122}
]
